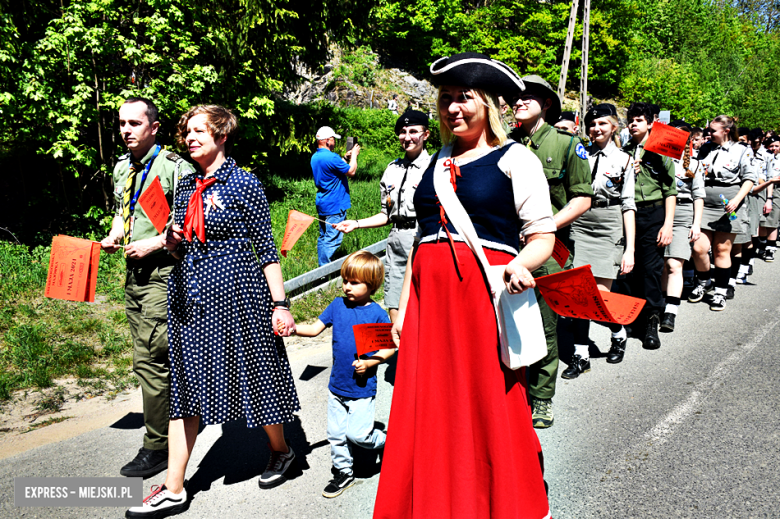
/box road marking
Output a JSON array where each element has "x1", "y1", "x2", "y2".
[{"x1": 644, "y1": 312, "x2": 780, "y2": 447}]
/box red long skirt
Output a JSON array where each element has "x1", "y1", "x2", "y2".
[{"x1": 373, "y1": 242, "x2": 551, "y2": 519}]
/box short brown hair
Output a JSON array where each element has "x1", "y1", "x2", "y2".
[
  {"x1": 340, "y1": 250, "x2": 384, "y2": 294},
  {"x1": 176, "y1": 105, "x2": 238, "y2": 154}
]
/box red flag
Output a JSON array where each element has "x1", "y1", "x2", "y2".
[
  {"x1": 280, "y1": 210, "x2": 316, "y2": 257},
  {"x1": 551, "y1": 237, "x2": 570, "y2": 268},
  {"x1": 45, "y1": 236, "x2": 101, "y2": 303},
  {"x1": 137, "y1": 177, "x2": 170, "y2": 234},
  {"x1": 644, "y1": 122, "x2": 690, "y2": 160},
  {"x1": 353, "y1": 323, "x2": 396, "y2": 356},
  {"x1": 534, "y1": 265, "x2": 645, "y2": 324}
]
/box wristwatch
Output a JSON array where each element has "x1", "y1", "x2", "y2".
[{"x1": 272, "y1": 297, "x2": 291, "y2": 310}]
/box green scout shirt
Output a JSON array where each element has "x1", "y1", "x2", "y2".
[
  {"x1": 112, "y1": 145, "x2": 194, "y2": 252},
  {"x1": 513, "y1": 123, "x2": 593, "y2": 213},
  {"x1": 622, "y1": 139, "x2": 677, "y2": 203}
]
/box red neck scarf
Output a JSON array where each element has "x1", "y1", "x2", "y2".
[{"x1": 183, "y1": 177, "x2": 217, "y2": 243}]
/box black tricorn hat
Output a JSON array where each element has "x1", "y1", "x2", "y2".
[
  {"x1": 558, "y1": 111, "x2": 577, "y2": 123},
  {"x1": 429, "y1": 52, "x2": 525, "y2": 100},
  {"x1": 584, "y1": 103, "x2": 618, "y2": 127},
  {"x1": 395, "y1": 110, "x2": 429, "y2": 134}
]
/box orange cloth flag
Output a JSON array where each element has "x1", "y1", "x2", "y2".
[
  {"x1": 280, "y1": 210, "x2": 316, "y2": 257},
  {"x1": 45, "y1": 235, "x2": 101, "y2": 303},
  {"x1": 353, "y1": 323, "x2": 395, "y2": 356},
  {"x1": 137, "y1": 176, "x2": 170, "y2": 234},
  {"x1": 535, "y1": 265, "x2": 645, "y2": 324},
  {"x1": 643, "y1": 122, "x2": 690, "y2": 161},
  {"x1": 551, "y1": 237, "x2": 570, "y2": 268}
]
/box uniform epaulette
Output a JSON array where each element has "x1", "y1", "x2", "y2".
[
  {"x1": 118, "y1": 152, "x2": 130, "y2": 162},
  {"x1": 166, "y1": 151, "x2": 184, "y2": 162}
]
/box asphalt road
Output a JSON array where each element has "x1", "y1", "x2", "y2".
[{"x1": 1, "y1": 262, "x2": 779, "y2": 518}]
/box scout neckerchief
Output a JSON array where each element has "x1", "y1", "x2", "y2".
[
  {"x1": 183, "y1": 176, "x2": 218, "y2": 244},
  {"x1": 123, "y1": 144, "x2": 162, "y2": 253}
]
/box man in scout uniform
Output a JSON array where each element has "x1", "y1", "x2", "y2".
[
  {"x1": 621, "y1": 102, "x2": 677, "y2": 349},
  {"x1": 510, "y1": 75, "x2": 593, "y2": 429},
  {"x1": 100, "y1": 97, "x2": 194, "y2": 478},
  {"x1": 554, "y1": 111, "x2": 579, "y2": 136}
]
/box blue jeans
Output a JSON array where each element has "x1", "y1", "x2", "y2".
[
  {"x1": 327, "y1": 391, "x2": 386, "y2": 475},
  {"x1": 318, "y1": 210, "x2": 346, "y2": 266}
]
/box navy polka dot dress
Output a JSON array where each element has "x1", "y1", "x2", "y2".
[{"x1": 168, "y1": 157, "x2": 300, "y2": 427}]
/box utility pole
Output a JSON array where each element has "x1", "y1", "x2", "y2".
[
  {"x1": 579, "y1": 0, "x2": 591, "y2": 135},
  {"x1": 557, "y1": 0, "x2": 580, "y2": 99},
  {"x1": 557, "y1": 0, "x2": 590, "y2": 134}
]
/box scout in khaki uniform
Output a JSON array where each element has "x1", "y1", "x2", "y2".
[
  {"x1": 509, "y1": 75, "x2": 593, "y2": 428},
  {"x1": 621, "y1": 102, "x2": 677, "y2": 344},
  {"x1": 100, "y1": 97, "x2": 194, "y2": 478},
  {"x1": 336, "y1": 111, "x2": 432, "y2": 322}
]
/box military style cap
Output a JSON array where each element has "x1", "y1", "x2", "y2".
[
  {"x1": 394, "y1": 110, "x2": 429, "y2": 134},
  {"x1": 558, "y1": 111, "x2": 577, "y2": 123},
  {"x1": 765, "y1": 135, "x2": 780, "y2": 145},
  {"x1": 584, "y1": 104, "x2": 618, "y2": 127},
  {"x1": 429, "y1": 52, "x2": 525, "y2": 99},
  {"x1": 519, "y1": 75, "x2": 561, "y2": 123}
]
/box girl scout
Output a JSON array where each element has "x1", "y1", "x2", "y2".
[
  {"x1": 660, "y1": 120, "x2": 704, "y2": 332},
  {"x1": 688, "y1": 115, "x2": 757, "y2": 311},
  {"x1": 564, "y1": 104, "x2": 636, "y2": 379}
]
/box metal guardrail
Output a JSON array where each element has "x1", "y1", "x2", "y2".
[{"x1": 283, "y1": 239, "x2": 388, "y2": 298}]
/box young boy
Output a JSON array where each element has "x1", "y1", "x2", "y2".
[{"x1": 289, "y1": 250, "x2": 394, "y2": 498}]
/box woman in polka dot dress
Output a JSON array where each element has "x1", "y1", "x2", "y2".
[{"x1": 127, "y1": 105, "x2": 300, "y2": 519}]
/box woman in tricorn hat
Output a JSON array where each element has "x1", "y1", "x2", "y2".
[{"x1": 373, "y1": 52, "x2": 554, "y2": 519}]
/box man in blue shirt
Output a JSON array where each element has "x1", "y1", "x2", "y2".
[{"x1": 311, "y1": 126, "x2": 360, "y2": 265}]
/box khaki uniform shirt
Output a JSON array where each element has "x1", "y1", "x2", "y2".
[
  {"x1": 380, "y1": 149, "x2": 431, "y2": 222},
  {"x1": 586, "y1": 141, "x2": 636, "y2": 212},
  {"x1": 513, "y1": 123, "x2": 594, "y2": 213},
  {"x1": 672, "y1": 156, "x2": 705, "y2": 202},
  {"x1": 696, "y1": 140, "x2": 758, "y2": 186},
  {"x1": 622, "y1": 139, "x2": 678, "y2": 202},
  {"x1": 112, "y1": 145, "x2": 194, "y2": 255}
]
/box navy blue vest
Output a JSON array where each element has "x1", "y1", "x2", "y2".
[{"x1": 414, "y1": 145, "x2": 520, "y2": 252}]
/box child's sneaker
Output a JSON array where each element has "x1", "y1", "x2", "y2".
[
  {"x1": 125, "y1": 484, "x2": 188, "y2": 519},
  {"x1": 258, "y1": 444, "x2": 295, "y2": 489},
  {"x1": 322, "y1": 471, "x2": 355, "y2": 498}
]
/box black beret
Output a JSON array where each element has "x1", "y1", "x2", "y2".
[
  {"x1": 394, "y1": 110, "x2": 429, "y2": 134},
  {"x1": 584, "y1": 104, "x2": 618, "y2": 127},
  {"x1": 748, "y1": 128, "x2": 764, "y2": 140},
  {"x1": 670, "y1": 119, "x2": 692, "y2": 131},
  {"x1": 765, "y1": 135, "x2": 780, "y2": 145},
  {"x1": 558, "y1": 111, "x2": 577, "y2": 123},
  {"x1": 429, "y1": 52, "x2": 525, "y2": 99}
]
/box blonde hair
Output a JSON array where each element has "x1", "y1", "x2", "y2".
[
  {"x1": 712, "y1": 115, "x2": 738, "y2": 143},
  {"x1": 437, "y1": 87, "x2": 507, "y2": 147},
  {"x1": 177, "y1": 105, "x2": 239, "y2": 154},
  {"x1": 587, "y1": 115, "x2": 620, "y2": 147},
  {"x1": 341, "y1": 250, "x2": 385, "y2": 294}
]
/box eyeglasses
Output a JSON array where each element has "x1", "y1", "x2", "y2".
[{"x1": 507, "y1": 94, "x2": 540, "y2": 106}]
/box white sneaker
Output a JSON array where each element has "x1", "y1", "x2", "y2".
[
  {"x1": 125, "y1": 485, "x2": 188, "y2": 519},
  {"x1": 258, "y1": 444, "x2": 295, "y2": 489}
]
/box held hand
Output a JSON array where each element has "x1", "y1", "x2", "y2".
[
  {"x1": 124, "y1": 236, "x2": 163, "y2": 260},
  {"x1": 503, "y1": 263, "x2": 536, "y2": 294},
  {"x1": 725, "y1": 198, "x2": 740, "y2": 214},
  {"x1": 165, "y1": 224, "x2": 184, "y2": 252},
  {"x1": 764, "y1": 201, "x2": 773, "y2": 215},
  {"x1": 391, "y1": 317, "x2": 403, "y2": 348},
  {"x1": 272, "y1": 308, "x2": 296, "y2": 337},
  {"x1": 657, "y1": 224, "x2": 673, "y2": 247},
  {"x1": 352, "y1": 358, "x2": 370, "y2": 375},
  {"x1": 634, "y1": 160, "x2": 642, "y2": 175},
  {"x1": 620, "y1": 251, "x2": 635, "y2": 275},
  {"x1": 688, "y1": 224, "x2": 701, "y2": 243},
  {"x1": 335, "y1": 220, "x2": 358, "y2": 234},
  {"x1": 100, "y1": 234, "x2": 122, "y2": 254},
  {"x1": 349, "y1": 144, "x2": 361, "y2": 158}
]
